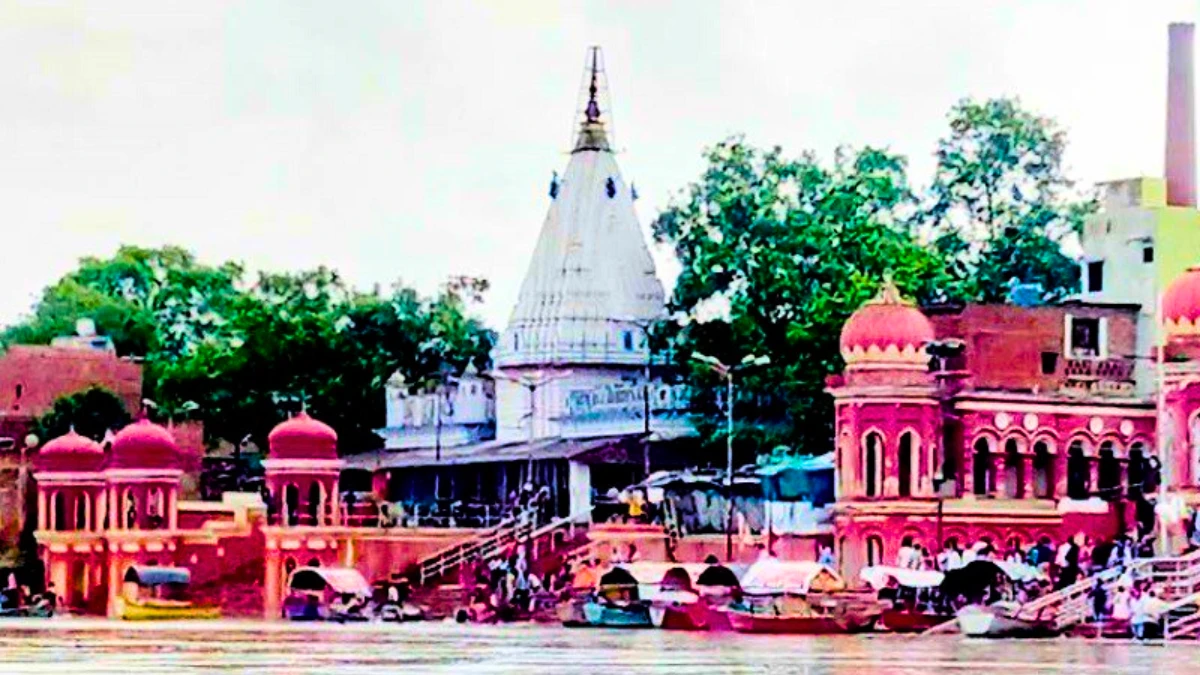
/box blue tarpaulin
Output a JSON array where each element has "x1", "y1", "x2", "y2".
[{"x1": 124, "y1": 566, "x2": 191, "y2": 586}]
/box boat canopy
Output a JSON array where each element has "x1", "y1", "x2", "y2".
[
  {"x1": 695, "y1": 564, "x2": 740, "y2": 589},
  {"x1": 288, "y1": 567, "x2": 371, "y2": 597},
  {"x1": 123, "y1": 566, "x2": 191, "y2": 586},
  {"x1": 860, "y1": 566, "x2": 945, "y2": 590},
  {"x1": 597, "y1": 567, "x2": 639, "y2": 588},
  {"x1": 740, "y1": 558, "x2": 844, "y2": 594},
  {"x1": 608, "y1": 562, "x2": 709, "y2": 586}
]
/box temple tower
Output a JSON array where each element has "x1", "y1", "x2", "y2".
[{"x1": 491, "y1": 47, "x2": 666, "y2": 445}]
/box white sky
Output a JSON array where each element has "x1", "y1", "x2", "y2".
[{"x1": 0, "y1": 0, "x2": 1197, "y2": 331}]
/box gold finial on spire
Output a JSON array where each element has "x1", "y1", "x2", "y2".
[{"x1": 573, "y1": 46, "x2": 611, "y2": 153}]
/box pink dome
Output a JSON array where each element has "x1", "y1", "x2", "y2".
[
  {"x1": 36, "y1": 429, "x2": 104, "y2": 473},
  {"x1": 268, "y1": 412, "x2": 337, "y2": 460},
  {"x1": 1163, "y1": 265, "x2": 1200, "y2": 336},
  {"x1": 109, "y1": 418, "x2": 180, "y2": 470},
  {"x1": 839, "y1": 280, "x2": 934, "y2": 368}
]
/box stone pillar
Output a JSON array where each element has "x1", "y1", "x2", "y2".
[
  {"x1": 962, "y1": 451, "x2": 974, "y2": 497},
  {"x1": 37, "y1": 490, "x2": 46, "y2": 531},
  {"x1": 1089, "y1": 459, "x2": 1101, "y2": 499},
  {"x1": 567, "y1": 461, "x2": 592, "y2": 519},
  {"x1": 1021, "y1": 455, "x2": 1035, "y2": 500},
  {"x1": 106, "y1": 556, "x2": 121, "y2": 619},
  {"x1": 1055, "y1": 452, "x2": 1069, "y2": 500},
  {"x1": 168, "y1": 489, "x2": 178, "y2": 531},
  {"x1": 263, "y1": 546, "x2": 281, "y2": 620},
  {"x1": 95, "y1": 487, "x2": 106, "y2": 533},
  {"x1": 331, "y1": 481, "x2": 341, "y2": 527}
]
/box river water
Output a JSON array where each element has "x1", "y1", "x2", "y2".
[{"x1": 0, "y1": 619, "x2": 1194, "y2": 674}]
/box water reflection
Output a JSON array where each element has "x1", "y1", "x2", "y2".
[{"x1": 0, "y1": 619, "x2": 1193, "y2": 674}]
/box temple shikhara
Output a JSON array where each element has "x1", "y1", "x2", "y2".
[{"x1": 25, "y1": 26, "x2": 1200, "y2": 619}]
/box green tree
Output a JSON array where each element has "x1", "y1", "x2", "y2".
[
  {"x1": 653, "y1": 139, "x2": 950, "y2": 456},
  {"x1": 928, "y1": 97, "x2": 1094, "y2": 302},
  {"x1": 4, "y1": 247, "x2": 494, "y2": 455},
  {"x1": 33, "y1": 386, "x2": 132, "y2": 443}
]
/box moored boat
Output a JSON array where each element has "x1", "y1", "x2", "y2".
[
  {"x1": 118, "y1": 566, "x2": 219, "y2": 621},
  {"x1": 860, "y1": 565, "x2": 953, "y2": 633},
  {"x1": 283, "y1": 566, "x2": 373, "y2": 622},
  {"x1": 723, "y1": 558, "x2": 880, "y2": 634},
  {"x1": 956, "y1": 603, "x2": 1059, "y2": 638}
]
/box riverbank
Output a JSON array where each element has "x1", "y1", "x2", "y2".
[{"x1": 0, "y1": 619, "x2": 1197, "y2": 674}]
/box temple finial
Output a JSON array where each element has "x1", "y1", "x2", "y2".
[
  {"x1": 868, "y1": 272, "x2": 911, "y2": 306},
  {"x1": 585, "y1": 46, "x2": 601, "y2": 123},
  {"x1": 573, "y1": 46, "x2": 611, "y2": 153}
]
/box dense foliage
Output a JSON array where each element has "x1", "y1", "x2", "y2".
[
  {"x1": 32, "y1": 386, "x2": 131, "y2": 444},
  {"x1": 4, "y1": 246, "x2": 494, "y2": 452},
  {"x1": 653, "y1": 97, "x2": 1093, "y2": 457}
]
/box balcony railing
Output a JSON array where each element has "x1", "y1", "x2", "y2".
[{"x1": 1061, "y1": 357, "x2": 1135, "y2": 397}]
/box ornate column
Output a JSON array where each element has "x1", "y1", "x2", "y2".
[
  {"x1": 37, "y1": 490, "x2": 47, "y2": 531},
  {"x1": 1054, "y1": 452, "x2": 1069, "y2": 500},
  {"x1": 1021, "y1": 453, "x2": 1035, "y2": 499},
  {"x1": 95, "y1": 487, "x2": 106, "y2": 533},
  {"x1": 167, "y1": 488, "x2": 178, "y2": 531},
  {"x1": 1089, "y1": 458, "x2": 1101, "y2": 500},
  {"x1": 263, "y1": 544, "x2": 281, "y2": 620}
]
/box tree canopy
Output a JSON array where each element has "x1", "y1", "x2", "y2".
[
  {"x1": 32, "y1": 386, "x2": 131, "y2": 444},
  {"x1": 4, "y1": 246, "x2": 494, "y2": 452},
  {"x1": 654, "y1": 97, "x2": 1092, "y2": 456}
]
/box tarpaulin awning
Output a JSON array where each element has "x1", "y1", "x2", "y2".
[
  {"x1": 288, "y1": 567, "x2": 371, "y2": 597},
  {"x1": 123, "y1": 566, "x2": 191, "y2": 586},
  {"x1": 860, "y1": 566, "x2": 945, "y2": 590},
  {"x1": 739, "y1": 559, "x2": 844, "y2": 595}
]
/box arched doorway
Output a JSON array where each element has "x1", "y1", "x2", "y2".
[
  {"x1": 307, "y1": 482, "x2": 322, "y2": 526},
  {"x1": 864, "y1": 432, "x2": 883, "y2": 497},
  {"x1": 898, "y1": 432, "x2": 914, "y2": 498},
  {"x1": 123, "y1": 489, "x2": 138, "y2": 529},
  {"x1": 1003, "y1": 438, "x2": 1023, "y2": 498},
  {"x1": 75, "y1": 492, "x2": 89, "y2": 531},
  {"x1": 284, "y1": 484, "x2": 299, "y2": 526},
  {"x1": 1067, "y1": 440, "x2": 1089, "y2": 500},
  {"x1": 52, "y1": 493, "x2": 66, "y2": 532},
  {"x1": 1033, "y1": 441, "x2": 1053, "y2": 499},
  {"x1": 1128, "y1": 443, "x2": 1147, "y2": 497},
  {"x1": 1098, "y1": 441, "x2": 1120, "y2": 501},
  {"x1": 973, "y1": 438, "x2": 993, "y2": 496},
  {"x1": 866, "y1": 536, "x2": 885, "y2": 566}
]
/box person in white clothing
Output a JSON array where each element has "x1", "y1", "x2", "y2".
[{"x1": 896, "y1": 536, "x2": 917, "y2": 569}]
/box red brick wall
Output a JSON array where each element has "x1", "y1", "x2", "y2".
[
  {"x1": 927, "y1": 304, "x2": 1138, "y2": 393},
  {"x1": 0, "y1": 346, "x2": 142, "y2": 418}
]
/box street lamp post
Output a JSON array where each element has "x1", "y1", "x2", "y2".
[
  {"x1": 691, "y1": 351, "x2": 771, "y2": 562},
  {"x1": 490, "y1": 370, "x2": 573, "y2": 484},
  {"x1": 607, "y1": 318, "x2": 657, "y2": 480}
]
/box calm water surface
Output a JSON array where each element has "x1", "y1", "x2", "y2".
[{"x1": 0, "y1": 619, "x2": 1193, "y2": 674}]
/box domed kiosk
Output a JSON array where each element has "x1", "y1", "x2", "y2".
[{"x1": 263, "y1": 412, "x2": 342, "y2": 528}]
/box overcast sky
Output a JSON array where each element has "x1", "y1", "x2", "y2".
[{"x1": 0, "y1": 0, "x2": 1197, "y2": 331}]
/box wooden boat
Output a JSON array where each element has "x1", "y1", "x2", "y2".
[
  {"x1": 283, "y1": 566, "x2": 373, "y2": 622},
  {"x1": 724, "y1": 558, "x2": 880, "y2": 634},
  {"x1": 118, "y1": 566, "x2": 219, "y2": 621},
  {"x1": 956, "y1": 604, "x2": 1058, "y2": 638},
  {"x1": 582, "y1": 599, "x2": 653, "y2": 628},
  {"x1": 860, "y1": 566, "x2": 953, "y2": 633}
]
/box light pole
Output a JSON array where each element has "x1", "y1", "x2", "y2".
[
  {"x1": 691, "y1": 351, "x2": 771, "y2": 561},
  {"x1": 430, "y1": 366, "x2": 460, "y2": 501}
]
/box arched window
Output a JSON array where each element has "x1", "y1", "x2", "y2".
[
  {"x1": 1067, "y1": 440, "x2": 1090, "y2": 500},
  {"x1": 75, "y1": 492, "x2": 90, "y2": 531},
  {"x1": 898, "y1": 432, "x2": 914, "y2": 498},
  {"x1": 622, "y1": 331, "x2": 633, "y2": 351},
  {"x1": 307, "y1": 482, "x2": 322, "y2": 526},
  {"x1": 866, "y1": 536, "x2": 885, "y2": 567},
  {"x1": 1098, "y1": 441, "x2": 1120, "y2": 501},
  {"x1": 1033, "y1": 441, "x2": 1053, "y2": 499},
  {"x1": 124, "y1": 489, "x2": 138, "y2": 529},
  {"x1": 52, "y1": 492, "x2": 66, "y2": 532},
  {"x1": 864, "y1": 432, "x2": 883, "y2": 497},
  {"x1": 148, "y1": 488, "x2": 165, "y2": 529},
  {"x1": 1003, "y1": 438, "x2": 1023, "y2": 499},
  {"x1": 973, "y1": 438, "x2": 993, "y2": 496},
  {"x1": 284, "y1": 484, "x2": 300, "y2": 526},
  {"x1": 306, "y1": 557, "x2": 321, "y2": 568},
  {"x1": 1128, "y1": 442, "x2": 1147, "y2": 497}
]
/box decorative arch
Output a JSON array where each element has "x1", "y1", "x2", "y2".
[
  {"x1": 283, "y1": 483, "x2": 300, "y2": 526},
  {"x1": 1067, "y1": 439, "x2": 1090, "y2": 500},
  {"x1": 123, "y1": 488, "x2": 138, "y2": 529},
  {"x1": 1002, "y1": 436, "x2": 1025, "y2": 499},
  {"x1": 51, "y1": 491, "x2": 66, "y2": 532},
  {"x1": 861, "y1": 429, "x2": 885, "y2": 498},
  {"x1": 972, "y1": 436, "x2": 995, "y2": 496},
  {"x1": 1097, "y1": 440, "x2": 1121, "y2": 501},
  {"x1": 866, "y1": 535, "x2": 886, "y2": 567},
  {"x1": 74, "y1": 491, "x2": 91, "y2": 531},
  {"x1": 898, "y1": 430, "x2": 918, "y2": 498},
  {"x1": 1032, "y1": 439, "x2": 1054, "y2": 499},
  {"x1": 1127, "y1": 441, "x2": 1149, "y2": 497},
  {"x1": 307, "y1": 482, "x2": 322, "y2": 526}
]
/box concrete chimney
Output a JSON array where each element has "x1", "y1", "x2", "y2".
[{"x1": 1166, "y1": 22, "x2": 1196, "y2": 207}]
